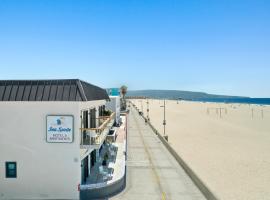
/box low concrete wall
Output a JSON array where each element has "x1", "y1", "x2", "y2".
[
  {"x1": 80, "y1": 115, "x2": 128, "y2": 200},
  {"x1": 80, "y1": 167, "x2": 126, "y2": 200},
  {"x1": 132, "y1": 103, "x2": 218, "y2": 200}
]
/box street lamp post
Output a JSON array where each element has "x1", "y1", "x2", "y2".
[
  {"x1": 140, "y1": 100, "x2": 143, "y2": 114},
  {"x1": 160, "y1": 99, "x2": 168, "y2": 141},
  {"x1": 147, "y1": 99, "x2": 150, "y2": 121}
]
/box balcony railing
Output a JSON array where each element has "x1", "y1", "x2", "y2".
[{"x1": 80, "y1": 112, "x2": 115, "y2": 147}]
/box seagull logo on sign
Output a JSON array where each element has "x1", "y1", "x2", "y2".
[
  {"x1": 57, "y1": 118, "x2": 61, "y2": 125},
  {"x1": 48, "y1": 117, "x2": 71, "y2": 133}
]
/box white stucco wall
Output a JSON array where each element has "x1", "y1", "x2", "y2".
[
  {"x1": 0, "y1": 102, "x2": 81, "y2": 200},
  {"x1": 0, "y1": 100, "x2": 107, "y2": 200},
  {"x1": 106, "y1": 96, "x2": 120, "y2": 124},
  {"x1": 79, "y1": 100, "x2": 106, "y2": 111}
]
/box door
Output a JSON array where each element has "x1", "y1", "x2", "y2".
[
  {"x1": 91, "y1": 150, "x2": 96, "y2": 167},
  {"x1": 90, "y1": 108, "x2": 96, "y2": 128}
]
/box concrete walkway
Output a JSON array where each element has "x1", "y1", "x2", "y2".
[{"x1": 111, "y1": 107, "x2": 206, "y2": 200}]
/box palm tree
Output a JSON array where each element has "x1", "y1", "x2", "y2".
[
  {"x1": 120, "y1": 85, "x2": 128, "y2": 98},
  {"x1": 120, "y1": 85, "x2": 128, "y2": 110}
]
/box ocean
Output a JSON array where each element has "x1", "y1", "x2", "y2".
[{"x1": 191, "y1": 98, "x2": 270, "y2": 105}]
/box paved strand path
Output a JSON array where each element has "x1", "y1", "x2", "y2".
[{"x1": 111, "y1": 107, "x2": 206, "y2": 200}]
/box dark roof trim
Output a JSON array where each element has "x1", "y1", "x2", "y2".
[
  {"x1": 0, "y1": 79, "x2": 109, "y2": 102},
  {"x1": 77, "y1": 80, "x2": 87, "y2": 101}
]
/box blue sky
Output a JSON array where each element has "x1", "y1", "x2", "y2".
[{"x1": 0, "y1": 0, "x2": 269, "y2": 97}]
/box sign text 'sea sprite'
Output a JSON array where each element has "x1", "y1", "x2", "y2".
[{"x1": 46, "y1": 115, "x2": 74, "y2": 143}]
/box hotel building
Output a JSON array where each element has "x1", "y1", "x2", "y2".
[{"x1": 0, "y1": 79, "x2": 115, "y2": 200}]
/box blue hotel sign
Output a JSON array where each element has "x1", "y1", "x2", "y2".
[
  {"x1": 108, "y1": 88, "x2": 120, "y2": 96},
  {"x1": 46, "y1": 115, "x2": 74, "y2": 143}
]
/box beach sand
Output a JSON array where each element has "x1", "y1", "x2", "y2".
[{"x1": 131, "y1": 99, "x2": 270, "y2": 200}]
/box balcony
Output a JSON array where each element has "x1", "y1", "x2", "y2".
[{"x1": 80, "y1": 112, "x2": 115, "y2": 149}]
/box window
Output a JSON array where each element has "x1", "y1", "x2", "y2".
[{"x1": 5, "y1": 162, "x2": 17, "y2": 178}]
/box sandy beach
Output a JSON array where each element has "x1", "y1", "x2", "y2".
[{"x1": 131, "y1": 99, "x2": 270, "y2": 200}]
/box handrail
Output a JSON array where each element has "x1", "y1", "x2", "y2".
[
  {"x1": 97, "y1": 116, "x2": 111, "y2": 119},
  {"x1": 80, "y1": 112, "x2": 115, "y2": 132}
]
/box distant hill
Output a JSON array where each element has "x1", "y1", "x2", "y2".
[{"x1": 126, "y1": 90, "x2": 248, "y2": 100}]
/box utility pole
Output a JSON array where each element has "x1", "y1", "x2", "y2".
[
  {"x1": 147, "y1": 99, "x2": 150, "y2": 121},
  {"x1": 160, "y1": 99, "x2": 168, "y2": 141},
  {"x1": 140, "y1": 100, "x2": 143, "y2": 114}
]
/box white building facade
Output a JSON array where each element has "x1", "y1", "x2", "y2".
[
  {"x1": 106, "y1": 96, "x2": 121, "y2": 125},
  {"x1": 0, "y1": 79, "x2": 113, "y2": 200}
]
